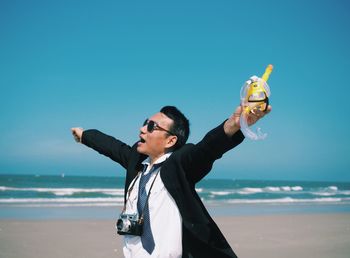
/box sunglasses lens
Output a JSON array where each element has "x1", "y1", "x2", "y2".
[
  {"x1": 143, "y1": 119, "x2": 156, "y2": 133},
  {"x1": 147, "y1": 121, "x2": 155, "y2": 133}
]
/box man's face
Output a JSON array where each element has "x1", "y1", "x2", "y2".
[{"x1": 137, "y1": 112, "x2": 177, "y2": 161}]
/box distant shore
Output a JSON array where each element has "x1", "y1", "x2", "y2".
[{"x1": 1, "y1": 213, "x2": 350, "y2": 258}]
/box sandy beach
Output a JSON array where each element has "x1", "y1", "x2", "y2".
[{"x1": 1, "y1": 213, "x2": 349, "y2": 258}]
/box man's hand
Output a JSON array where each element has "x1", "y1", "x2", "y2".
[
  {"x1": 224, "y1": 105, "x2": 272, "y2": 137},
  {"x1": 71, "y1": 127, "x2": 84, "y2": 143},
  {"x1": 245, "y1": 105, "x2": 272, "y2": 127}
]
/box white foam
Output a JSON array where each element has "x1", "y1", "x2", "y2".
[
  {"x1": 327, "y1": 186, "x2": 338, "y2": 191},
  {"x1": 237, "y1": 187, "x2": 263, "y2": 195},
  {"x1": 264, "y1": 187, "x2": 280, "y2": 192},
  {"x1": 341, "y1": 191, "x2": 350, "y2": 195},
  {"x1": 0, "y1": 197, "x2": 123, "y2": 203},
  {"x1": 211, "y1": 191, "x2": 231, "y2": 196},
  {"x1": 0, "y1": 186, "x2": 124, "y2": 196},
  {"x1": 235, "y1": 186, "x2": 304, "y2": 195},
  {"x1": 2, "y1": 196, "x2": 346, "y2": 206},
  {"x1": 291, "y1": 186, "x2": 303, "y2": 191},
  {"x1": 311, "y1": 192, "x2": 336, "y2": 197},
  {"x1": 4, "y1": 202, "x2": 123, "y2": 208},
  {"x1": 281, "y1": 186, "x2": 291, "y2": 191},
  {"x1": 226, "y1": 197, "x2": 345, "y2": 204}
]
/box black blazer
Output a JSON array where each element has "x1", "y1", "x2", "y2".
[{"x1": 82, "y1": 122, "x2": 244, "y2": 258}]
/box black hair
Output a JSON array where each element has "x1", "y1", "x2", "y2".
[{"x1": 160, "y1": 106, "x2": 190, "y2": 150}]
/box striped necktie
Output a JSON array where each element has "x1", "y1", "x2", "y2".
[{"x1": 137, "y1": 163, "x2": 162, "y2": 254}]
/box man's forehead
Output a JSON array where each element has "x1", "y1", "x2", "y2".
[{"x1": 150, "y1": 112, "x2": 173, "y2": 125}]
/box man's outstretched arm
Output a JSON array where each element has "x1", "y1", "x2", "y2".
[
  {"x1": 180, "y1": 104, "x2": 272, "y2": 183},
  {"x1": 71, "y1": 127, "x2": 132, "y2": 170}
]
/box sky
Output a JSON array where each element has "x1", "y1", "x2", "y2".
[{"x1": 1, "y1": 0, "x2": 350, "y2": 181}]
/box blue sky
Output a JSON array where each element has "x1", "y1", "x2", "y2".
[{"x1": 1, "y1": 0, "x2": 349, "y2": 181}]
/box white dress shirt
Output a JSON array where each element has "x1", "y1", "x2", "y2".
[{"x1": 122, "y1": 153, "x2": 183, "y2": 258}]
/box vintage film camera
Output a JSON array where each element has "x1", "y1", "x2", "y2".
[{"x1": 116, "y1": 212, "x2": 143, "y2": 236}]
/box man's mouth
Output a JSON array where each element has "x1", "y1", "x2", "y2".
[{"x1": 139, "y1": 137, "x2": 146, "y2": 143}]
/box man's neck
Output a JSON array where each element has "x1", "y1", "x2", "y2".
[{"x1": 146, "y1": 152, "x2": 172, "y2": 167}]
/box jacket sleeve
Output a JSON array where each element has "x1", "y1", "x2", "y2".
[
  {"x1": 180, "y1": 121, "x2": 245, "y2": 183},
  {"x1": 81, "y1": 129, "x2": 132, "y2": 170}
]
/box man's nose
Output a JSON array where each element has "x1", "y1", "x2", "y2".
[{"x1": 140, "y1": 124, "x2": 147, "y2": 134}]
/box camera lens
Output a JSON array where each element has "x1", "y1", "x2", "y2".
[{"x1": 116, "y1": 219, "x2": 124, "y2": 231}]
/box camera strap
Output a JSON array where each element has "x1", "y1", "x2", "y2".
[
  {"x1": 122, "y1": 164, "x2": 162, "y2": 217},
  {"x1": 122, "y1": 171, "x2": 142, "y2": 213}
]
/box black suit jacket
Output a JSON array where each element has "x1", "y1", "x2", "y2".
[{"x1": 82, "y1": 122, "x2": 244, "y2": 258}]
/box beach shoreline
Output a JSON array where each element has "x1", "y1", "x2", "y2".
[{"x1": 1, "y1": 213, "x2": 349, "y2": 258}]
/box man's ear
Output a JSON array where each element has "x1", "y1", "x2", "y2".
[{"x1": 165, "y1": 135, "x2": 178, "y2": 149}]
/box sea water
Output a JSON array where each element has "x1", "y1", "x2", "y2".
[{"x1": 1, "y1": 174, "x2": 350, "y2": 219}]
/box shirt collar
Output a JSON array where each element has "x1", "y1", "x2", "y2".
[{"x1": 142, "y1": 152, "x2": 172, "y2": 167}]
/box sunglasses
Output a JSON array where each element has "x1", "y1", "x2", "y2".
[{"x1": 143, "y1": 119, "x2": 175, "y2": 135}]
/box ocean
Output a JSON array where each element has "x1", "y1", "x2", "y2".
[{"x1": 1, "y1": 174, "x2": 350, "y2": 219}]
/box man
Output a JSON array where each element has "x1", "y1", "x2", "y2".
[{"x1": 71, "y1": 104, "x2": 270, "y2": 257}]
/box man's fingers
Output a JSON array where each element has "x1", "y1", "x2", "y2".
[
  {"x1": 265, "y1": 105, "x2": 272, "y2": 114},
  {"x1": 71, "y1": 127, "x2": 83, "y2": 143}
]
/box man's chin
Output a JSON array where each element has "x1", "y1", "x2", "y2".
[{"x1": 136, "y1": 145, "x2": 147, "y2": 155}]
